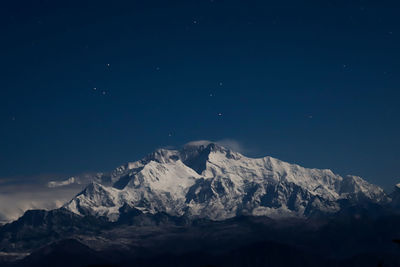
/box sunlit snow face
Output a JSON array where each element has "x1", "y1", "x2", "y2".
[{"x1": 56, "y1": 142, "x2": 388, "y2": 222}]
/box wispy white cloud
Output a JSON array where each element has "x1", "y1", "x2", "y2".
[
  {"x1": 0, "y1": 182, "x2": 84, "y2": 223},
  {"x1": 184, "y1": 140, "x2": 213, "y2": 147},
  {"x1": 216, "y1": 139, "x2": 247, "y2": 154},
  {"x1": 47, "y1": 177, "x2": 79, "y2": 188}
]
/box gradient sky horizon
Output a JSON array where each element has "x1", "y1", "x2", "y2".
[{"x1": 1, "y1": 0, "x2": 399, "y2": 190}]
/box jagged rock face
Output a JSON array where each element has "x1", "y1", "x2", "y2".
[{"x1": 64, "y1": 142, "x2": 388, "y2": 221}]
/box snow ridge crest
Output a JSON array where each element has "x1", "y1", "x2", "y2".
[{"x1": 63, "y1": 141, "x2": 388, "y2": 221}]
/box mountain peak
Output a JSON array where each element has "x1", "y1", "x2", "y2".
[
  {"x1": 143, "y1": 148, "x2": 180, "y2": 164},
  {"x1": 182, "y1": 140, "x2": 230, "y2": 152},
  {"x1": 183, "y1": 140, "x2": 239, "y2": 157},
  {"x1": 141, "y1": 141, "x2": 230, "y2": 166},
  {"x1": 62, "y1": 142, "x2": 388, "y2": 222},
  {"x1": 180, "y1": 141, "x2": 239, "y2": 174}
]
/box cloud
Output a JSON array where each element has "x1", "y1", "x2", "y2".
[
  {"x1": 184, "y1": 140, "x2": 213, "y2": 147},
  {"x1": 0, "y1": 182, "x2": 84, "y2": 223},
  {"x1": 216, "y1": 139, "x2": 246, "y2": 154},
  {"x1": 47, "y1": 177, "x2": 79, "y2": 188}
]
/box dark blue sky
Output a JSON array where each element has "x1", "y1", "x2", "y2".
[{"x1": 1, "y1": 0, "x2": 399, "y2": 190}]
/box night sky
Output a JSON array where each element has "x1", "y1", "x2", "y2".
[{"x1": 1, "y1": 0, "x2": 399, "y2": 190}]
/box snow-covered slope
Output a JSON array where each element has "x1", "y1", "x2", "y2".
[
  {"x1": 389, "y1": 183, "x2": 400, "y2": 208},
  {"x1": 64, "y1": 141, "x2": 388, "y2": 221}
]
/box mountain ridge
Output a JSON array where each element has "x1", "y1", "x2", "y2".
[
  {"x1": 62, "y1": 141, "x2": 389, "y2": 221},
  {"x1": 1, "y1": 142, "x2": 400, "y2": 266}
]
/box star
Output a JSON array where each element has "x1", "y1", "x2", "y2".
[
  {"x1": 218, "y1": 112, "x2": 222, "y2": 116},
  {"x1": 106, "y1": 63, "x2": 111, "y2": 68},
  {"x1": 342, "y1": 64, "x2": 351, "y2": 72},
  {"x1": 93, "y1": 87, "x2": 97, "y2": 90}
]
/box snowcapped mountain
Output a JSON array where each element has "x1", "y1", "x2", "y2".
[
  {"x1": 63, "y1": 141, "x2": 388, "y2": 221},
  {"x1": 390, "y1": 183, "x2": 400, "y2": 209}
]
